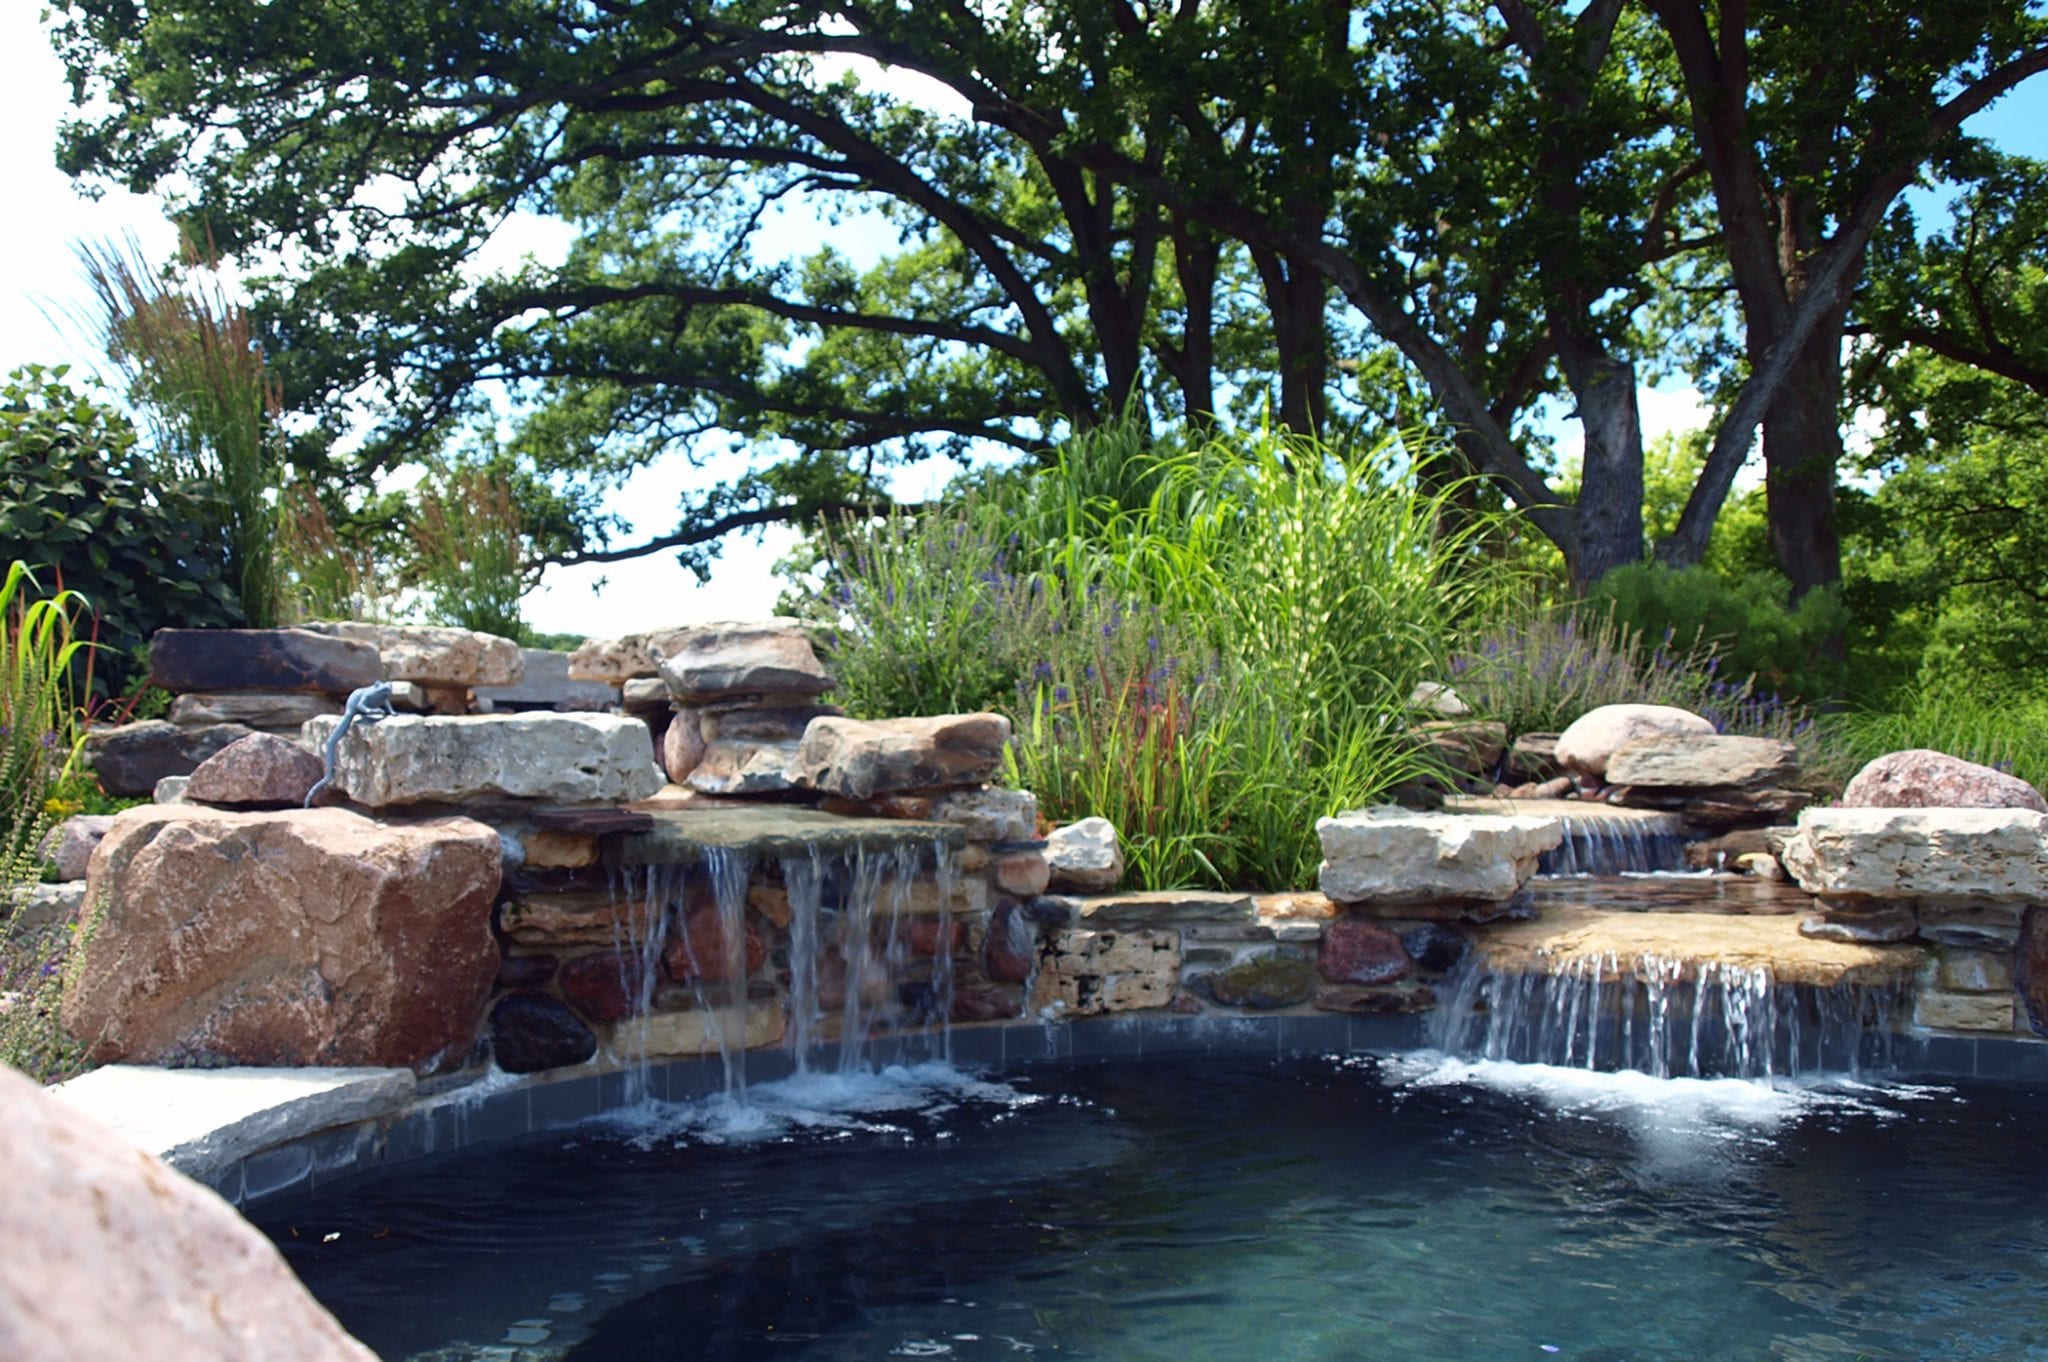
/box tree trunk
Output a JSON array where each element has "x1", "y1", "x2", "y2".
[
  {"x1": 1559, "y1": 343, "x2": 1646, "y2": 587},
  {"x1": 1762, "y1": 315, "x2": 1846, "y2": 601}
]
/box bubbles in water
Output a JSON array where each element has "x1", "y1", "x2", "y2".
[{"x1": 600, "y1": 1061, "x2": 1049, "y2": 1149}]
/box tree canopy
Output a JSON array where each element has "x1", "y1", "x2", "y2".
[{"x1": 44, "y1": 0, "x2": 2048, "y2": 590}]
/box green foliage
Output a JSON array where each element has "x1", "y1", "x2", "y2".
[
  {"x1": 1817, "y1": 691, "x2": 2048, "y2": 798},
  {"x1": 1586, "y1": 563, "x2": 1849, "y2": 705},
  {"x1": 410, "y1": 462, "x2": 532, "y2": 643},
  {"x1": 0, "y1": 562, "x2": 95, "y2": 1083},
  {"x1": 802, "y1": 419, "x2": 1513, "y2": 888},
  {"x1": 0, "y1": 365, "x2": 242, "y2": 694},
  {"x1": 1449, "y1": 604, "x2": 1814, "y2": 745},
  {"x1": 79, "y1": 235, "x2": 286, "y2": 626}
]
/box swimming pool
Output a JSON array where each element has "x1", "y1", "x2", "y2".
[{"x1": 257, "y1": 1052, "x2": 2048, "y2": 1361}]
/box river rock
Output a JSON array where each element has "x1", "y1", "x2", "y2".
[
  {"x1": 1317, "y1": 807, "x2": 1563, "y2": 905},
  {"x1": 985, "y1": 899, "x2": 1037, "y2": 984},
  {"x1": 558, "y1": 954, "x2": 654, "y2": 1025},
  {"x1": 929, "y1": 788, "x2": 1039, "y2": 843},
  {"x1": 702, "y1": 702, "x2": 842, "y2": 742},
  {"x1": 300, "y1": 622, "x2": 523, "y2": 687},
  {"x1": 150, "y1": 627, "x2": 384, "y2": 695},
  {"x1": 64, "y1": 806, "x2": 501, "y2": 1072},
  {"x1": 1046, "y1": 816, "x2": 1125, "y2": 893},
  {"x1": 796, "y1": 713, "x2": 1010, "y2": 800},
  {"x1": 2017, "y1": 908, "x2": 2048, "y2": 1038},
  {"x1": 661, "y1": 708, "x2": 707, "y2": 782},
  {"x1": 995, "y1": 850, "x2": 1052, "y2": 897},
  {"x1": 662, "y1": 903, "x2": 768, "y2": 983},
  {"x1": 0, "y1": 1063, "x2": 379, "y2": 1362},
  {"x1": 1554, "y1": 704, "x2": 1716, "y2": 781},
  {"x1": 490, "y1": 993, "x2": 597, "y2": 1073},
  {"x1": 182, "y1": 733, "x2": 325, "y2": 807},
  {"x1": 169, "y1": 691, "x2": 342, "y2": 733},
  {"x1": 1413, "y1": 720, "x2": 1507, "y2": 775},
  {"x1": 1206, "y1": 949, "x2": 1318, "y2": 1008},
  {"x1": 495, "y1": 953, "x2": 559, "y2": 991},
  {"x1": 1797, "y1": 907, "x2": 1918, "y2": 944},
  {"x1": 1409, "y1": 682, "x2": 1471, "y2": 717},
  {"x1": 1841, "y1": 749, "x2": 2048, "y2": 813},
  {"x1": 1779, "y1": 808, "x2": 2048, "y2": 903},
  {"x1": 85, "y1": 720, "x2": 258, "y2": 797},
  {"x1": 1318, "y1": 919, "x2": 1414, "y2": 984},
  {"x1": 300, "y1": 713, "x2": 664, "y2": 808},
  {"x1": 40, "y1": 814, "x2": 114, "y2": 882},
  {"x1": 1505, "y1": 733, "x2": 1561, "y2": 783},
  {"x1": 649, "y1": 619, "x2": 833, "y2": 702},
  {"x1": 1605, "y1": 733, "x2": 1800, "y2": 789},
  {"x1": 1399, "y1": 923, "x2": 1469, "y2": 973},
  {"x1": 474, "y1": 648, "x2": 621, "y2": 710},
  {"x1": 684, "y1": 737, "x2": 803, "y2": 795}
]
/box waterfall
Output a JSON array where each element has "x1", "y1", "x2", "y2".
[
  {"x1": 1429, "y1": 954, "x2": 1899, "y2": 1080},
  {"x1": 1539, "y1": 814, "x2": 1691, "y2": 876}
]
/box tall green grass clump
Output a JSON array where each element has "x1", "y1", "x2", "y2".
[
  {"x1": 0, "y1": 562, "x2": 96, "y2": 1082},
  {"x1": 411, "y1": 462, "x2": 531, "y2": 641},
  {"x1": 804, "y1": 421, "x2": 1515, "y2": 889},
  {"x1": 1816, "y1": 690, "x2": 2048, "y2": 795},
  {"x1": 79, "y1": 232, "x2": 286, "y2": 628}
]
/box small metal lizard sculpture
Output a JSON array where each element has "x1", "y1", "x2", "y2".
[{"x1": 304, "y1": 681, "x2": 397, "y2": 807}]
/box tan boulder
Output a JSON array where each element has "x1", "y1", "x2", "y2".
[
  {"x1": 301, "y1": 622, "x2": 524, "y2": 687},
  {"x1": 65, "y1": 806, "x2": 502, "y2": 1073},
  {"x1": 796, "y1": 713, "x2": 1011, "y2": 800},
  {"x1": 1554, "y1": 704, "x2": 1715, "y2": 781},
  {"x1": 648, "y1": 618, "x2": 833, "y2": 702},
  {"x1": 0, "y1": 1063, "x2": 377, "y2": 1362}
]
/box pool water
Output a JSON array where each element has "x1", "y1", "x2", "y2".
[{"x1": 257, "y1": 1055, "x2": 2048, "y2": 1362}]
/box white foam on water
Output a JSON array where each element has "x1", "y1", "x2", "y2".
[
  {"x1": 601, "y1": 1061, "x2": 1048, "y2": 1149},
  {"x1": 1373, "y1": 1051, "x2": 1954, "y2": 1172}
]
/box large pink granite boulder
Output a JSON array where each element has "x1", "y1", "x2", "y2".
[
  {"x1": 64, "y1": 806, "x2": 502, "y2": 1073},
  {"x1": 0, "y1": 1062, "x2": 376, "y2": 1362},
  {"x1": 1841, "y1": 749, "x2": 2047, "y2": 813}
]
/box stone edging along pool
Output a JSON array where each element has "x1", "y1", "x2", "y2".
[{"x1": 50, "y1": 1010, "x2": 2048, "y2": 1214}]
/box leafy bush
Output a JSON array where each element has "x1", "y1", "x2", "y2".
[
  {"x1": 0, "y1": 365, "x2": 242, "y2": 694},
  {"x1": 1586, "y1": 562, "x2": 1848, "y2": 704}
]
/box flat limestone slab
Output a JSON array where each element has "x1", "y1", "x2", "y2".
[
  {"x1": 612, "y1": 805, "x2": 966, "y2": 866},
  {"x1": 303, "y1": 712, "x2": 665, "y2": 807},
  {"x1": 1447, "y1": 796, "x2": 1685, "y2": 830},
  {"x1": 1471, "y1": 904, "x2": 1923, "y2": 988},
  {"x1": 50, "y1": 1064, "x2": 415, "y2": 1183},
  {"x1": 1318, "y1": 806, "x2": 1563, "y2": 904},
  {"x1": 1064, "y1": 891, "x2": 1256, "y2": 928},
  {"x1": 1781, "y1": 807, "x2": 2048, "y2": 902}
]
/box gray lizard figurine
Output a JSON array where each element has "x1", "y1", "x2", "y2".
[{"x1": 304, "y1": 680, "x2": 398, "y2": 807}]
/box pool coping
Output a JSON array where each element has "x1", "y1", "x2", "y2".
[{"x1": 52, "y1": 1010, "x2": 2048, "y2": 1213}]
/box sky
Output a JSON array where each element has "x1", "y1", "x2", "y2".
[{"x1": 0, "y1": 8, "x2": 2041, "y2": 639}]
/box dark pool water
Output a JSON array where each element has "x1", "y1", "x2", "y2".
[{"x1": 256, "y1": 1055, "x2": 2048, "y2": 1362}]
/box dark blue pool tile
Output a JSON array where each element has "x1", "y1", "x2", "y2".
[
  {"x1": 1346, "y1": 1012, "x2": 1429, "y2": 1054},
  {"x1": 945, "y1": 1024, "x2": 1007, "y2": 1067},
  {"x1": 744, "y1": 1046, "x2": 797, "y2": 1086},
  {"x1": 1972, "y1": 1036, "x2": 2048, "y2": 1083},
  {"x1": 1194, "y1": 1014, "x2": 1284, "y2": 1057},
  {"x1": 1889, "y1": 1033, "x2": 1978, "y2": 1079},
  {"x1": 306, "y1": 1122, "x2": 380, "y2": 1188},
  {"x1": 1278, "y1": 1013, "x2": 1350, "y2": 1057},
  {"x1": 1067, "y1": 1016, "x2": 1149, "y2": 1061},
  {"x1": 664, "y1": 1056, "x2": 726, "y2": 1102},
  {"x1": 380, "y1": 1110, "x2": 438, "y2": 1168},
  {"x1": 241, "y1": 1143, "x2": 314, "y2": 1203},
  {"x1": 1000, "y1": 1021, "x2": 1070, "y2": 1065},
  {"x1": 203, "y1": 1159, "x2": 245, "y2": 1206},
  {"x1": 529, "y1": 1075, "x2": 603, "y2": 1131},
  {"x1": 456, "y1": 1087, "x2": 532, "y2": 1146},
  {"x1": 1133, "y1": 1016, "x2": 1217, "y2": 1058}
]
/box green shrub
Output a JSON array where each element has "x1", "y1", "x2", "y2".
[
  {"x1": 1586, "y1": 562, "x2": 1849, "y2": 704},
  {"x1": 411, "y1": 461, "x2": 531, "y2": 642},
  {"x1": 0, "y1": 366, "x2": 242, "y2": 694}
]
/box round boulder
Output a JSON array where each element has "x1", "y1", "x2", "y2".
[
  {"x1": 1555, "y1": 704, "x2": 1715, "y2": 781},
  {"x1": 183, "y1": 733, "x2": 326, "y2": 808},
  {"x1": 1841, "y1": 749, "x2": 2046, "y2": 814}
]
